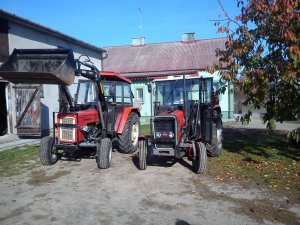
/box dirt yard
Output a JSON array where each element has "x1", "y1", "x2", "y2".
[{"x1": 0, "y1": 142, "x2": 299, "y2": 225}]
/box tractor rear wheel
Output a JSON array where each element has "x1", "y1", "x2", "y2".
[
  {"x1": 192, "y1": 142, "x2": 207, "y2": 174},
  {"x1": 138, "y1": 139, "x2": 147, "y2": 170},
  {"x1": 208, "y1": 120, "x2": 223, "y2": 157},
  {"x1": 97, "y1": 138, "x2": 112, "y2": 169},
  {"x1": 118, "y1": 112, "x2": 140, "y2": 154},
  {"x1": 39, "y1": 136, "x2": 58, "y2": 165}
]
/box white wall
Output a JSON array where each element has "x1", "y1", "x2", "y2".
[{"x1": 6, "y1": 22, "x2": 103, "y2": 135}]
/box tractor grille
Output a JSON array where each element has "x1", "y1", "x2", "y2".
[
  {"x1": 59, "y1": 116, "x2": 75, "y2": 141},
  {"x1": 154, "y1": 117, "x2": 175, "y2": 132},
  {"x1": 154, "y1": 116, "x2": 176, "y2": 149}
]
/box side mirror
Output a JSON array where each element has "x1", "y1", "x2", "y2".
[{"x1": 147, "y1": 83, "x2": 152, "y2": 93}]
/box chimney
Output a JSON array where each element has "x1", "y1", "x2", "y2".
[
  {"x1": 132, "y1": 37, "x2": 145, "y2": 46},
  {"x1": 182, "y1": 32, "x2": 195, "y2": 42}
]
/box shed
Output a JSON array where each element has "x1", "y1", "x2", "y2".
[{"x1": 0, "y1": 10, "x2": 107, "y2": 137}]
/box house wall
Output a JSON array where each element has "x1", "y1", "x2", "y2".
[
  {"x1": 5, "y1": 21, "x2": 103, "y2": 135},
  {"x1": 131, "y1": 80, "x2": 155, "y2": 124}
]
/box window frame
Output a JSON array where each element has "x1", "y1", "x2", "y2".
[{"x1": 135, "y1": 87, "x2": 144, "y2": 103}]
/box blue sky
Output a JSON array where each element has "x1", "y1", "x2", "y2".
[{"x1": 0, "y1": 0, "x2": 240, "y2": 47}]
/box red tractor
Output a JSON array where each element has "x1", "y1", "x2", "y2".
[
  {"x1": 138, "y1": 76, "x2": 223, "y2": 173},
  {"x1": 0, "y1": 49, "x2": 140, "y2": 169}
]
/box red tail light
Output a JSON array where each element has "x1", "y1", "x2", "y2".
[{"x1": 213, "y1": 97, "x2": 219, "y2": 105}]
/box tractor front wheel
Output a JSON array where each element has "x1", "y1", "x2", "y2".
[
  {"x1": 39, "y1": 136, "x2": 58, "y2": 165},
  {"x1": 97, "y1": 138, "x2": 112, "y2": 169},
  {"x1": 138, "y1": 139, "x2": 147, "y2": 170},
  {"x1": 192, "y1": 142, "x2": 207, "y2": 174},
  {"x1": 118, "y1": 112, "x2": 140, "y2": 154}
]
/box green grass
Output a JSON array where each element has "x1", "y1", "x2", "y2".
[
  {"x1": 285, "y1": 120, "x2": 300, "y2": 124},
  {"x1": 140, "y1": 124, "x2": 300, "y2": 193},
  {"x1": 140, "y1": 124, "x2": 151, "y2": 136},
  {"x1": 209, "y1": 128, "x2": 300, "y2": 194},
  {"x1": 0, "y1": 145, "x2": 40, "y2": 177}
]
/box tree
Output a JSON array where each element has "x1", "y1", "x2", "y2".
[{"x1": 210, "y1": 0, "x2": 300, "y2": 129}]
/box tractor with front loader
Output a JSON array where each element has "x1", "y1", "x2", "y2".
[
  {"x1": 138, "y1": 76, "x2": 223, "y2": 173},
  {"x1": 0, "y1": 49, "x2": 140, "y2": 169}
]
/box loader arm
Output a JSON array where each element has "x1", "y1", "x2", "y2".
[
  {"x1": 74, "y1": 59, "x2": 108, "y2": 136},
  {"x1": 0, "y1": 48, "x2": 109, "y2": 137}
]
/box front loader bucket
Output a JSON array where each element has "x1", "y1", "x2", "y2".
[{"x1": 0, "y1": 49, "x2": 76, "y2": 85}]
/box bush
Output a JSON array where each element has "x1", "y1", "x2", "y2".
[{"x1": 287, "y1": 128, "x2": 300, "y2": 145}]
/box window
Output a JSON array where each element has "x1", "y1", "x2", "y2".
[
  {"x1": 76, "y1": 81, "x2": 97, "y2": 104},
  {"x1": 213, "y1": 82, "x2": 221, "y2": 100},
  {"x1": 123, "y1": 84, "x2": 132, "y2": 103},
  {"x1": 115, "y1": 83, "x2": 123, "y2": 103},
  {"x1": 156, "y1": 79, "x2": 200, "y2": 106},
  {"x1": 115, "y1": 83, "x2": 133, "y2": 104},
  {"x1": 103, "y1": 83, "x2": 115, "y2": 103},
  {"x1": 136, "y1": 88, "x2": 144, "y2": 103}
]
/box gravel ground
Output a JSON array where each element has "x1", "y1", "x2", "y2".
[
  {"x1": 0, "y1": 118, "x2": 299, "y2": 225},
  {"x1": 0, "y1": 147, "x2": 299, "y2": 225}
]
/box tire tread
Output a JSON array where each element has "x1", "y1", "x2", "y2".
[{"x1": 118, "y1": 112, "x2": 140, "y2": 154}]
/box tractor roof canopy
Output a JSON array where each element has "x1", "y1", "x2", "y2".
[{"x1": 100, "y1": 71, "x2": 132, "y2": 84}]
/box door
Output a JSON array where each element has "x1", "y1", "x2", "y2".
[
  {"x1": 103, "y1": 81, "x2": 133, "y2": 135},
  {"x1": 200, "y1": 78, "x2": 213, "y2": 143},
  {"x1": 15, "y1": 84, "x2": 41, "y2": 136}
]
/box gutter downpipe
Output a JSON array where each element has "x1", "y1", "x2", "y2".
[{"x1": 228, "y1": 80, "x2": 231, "y2": 119}]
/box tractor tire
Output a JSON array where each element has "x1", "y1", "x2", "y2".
[
  {"x1": 192, "y1": 142, "x2": 207, "y2": 174},
  {"x1": 39, "y1": 136, "x2": 58, "y2": 165},
  {"x1": 208, "y1": 119, "x2": 223, "y2": 157},
  {"x1": 138, "y1": 139, "x2": 147, "y2": 170},
  {"x1": 97, "y1": 138, "x2": 112, "y2": 169},
  {"x1": 118, "y1": 112, "x2": 140, "y2": 154}
]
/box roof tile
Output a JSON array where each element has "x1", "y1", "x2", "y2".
[{"x1": 103, "y1": 38, "x2": 227, "y2": 77}]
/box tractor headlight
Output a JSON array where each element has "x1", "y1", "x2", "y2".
[
  {"x1": 168, "y1": 132, "x2": 174, "y2": 138},
  {"x1": 81, "y1": 125, "x2": 90, "y2": 133},
  {"x1": 156, "y1": 132, "x2": 161, "y2": 138}
]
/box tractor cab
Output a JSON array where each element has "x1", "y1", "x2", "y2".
[
  {"x1": 74, "y1": 71, "x2": 134, "y2": 111},
  {"x1": 100, "y1": 71, "x2": 134, "y2": 106},
  {"x1": 154, "y1": 77, "x2": 213, "y2": 115}
]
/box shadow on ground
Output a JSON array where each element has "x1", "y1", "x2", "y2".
[
  {"x1": 223, "y1": 128, "x2": 300, "y2": 161},
  {"x1": 132, "y1": 155, "x2": 179, "y2": 169},
  {"x1": 59, "y1": 148, "x2": 97, "y2": 163}
]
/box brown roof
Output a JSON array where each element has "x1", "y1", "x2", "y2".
[{"x1": 103, "y1": 38, "x2": 227, "y2": 78}]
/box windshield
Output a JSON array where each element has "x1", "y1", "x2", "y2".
[
  {"x1": 75, "y1": 80, "x2": 133, "y2": 106},
  {"x1": 102, "y1": 81, "x2": 133, "y2": 104},
  {"x1": 76, "y1": 80, "x2": 97, "y2": 105},
  {"x1": 156, "y1": 79, "x2": 200, "y2": 106}
]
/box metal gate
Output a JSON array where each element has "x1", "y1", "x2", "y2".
[{"x1": 15, "y1": 84, "x2": 41, "y2": 136}]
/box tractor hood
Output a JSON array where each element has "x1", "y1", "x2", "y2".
[{"x1": 0, "y1": 49, "x2": 76, "y2": 85}]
